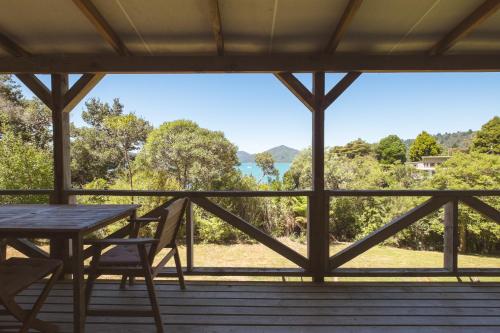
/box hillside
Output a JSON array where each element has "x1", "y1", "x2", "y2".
[
  {"x1": 404, "y1": 130, "x2": 475, "y2": 152},
  {"x1": 237, "y1": 145, "x2": 300, "y2": 163}
]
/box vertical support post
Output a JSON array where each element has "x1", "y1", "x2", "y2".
[
  {"x1": 308, "y1": 72, "x2": 329, "y2": 282},
  {"x1": 443, "y1": 199, "x2": 459, "y2": 273},
  {"x1": 50, "y1": 74, "x2": 73, "y2": 276},
  {"x1": 186, "y1": 200, "x2": 194, "y2": 271},
  {"x1": 0, "y1": 239, "x2": 7, "y2": 262}
]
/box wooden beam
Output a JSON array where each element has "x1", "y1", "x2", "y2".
[
  {"x1": 325, "y1": 0, "x2": 363, "y2": 53},
  {"x1": 0, "y1": 32, "x2": 30, "y2": 57},
  {"x1": 323, "y1": 71, "x2": 361, "y2": 109},
  {"x1": 51, "y1": 74, "x2": 73, "y2": 204},
  {"x1": 72, "y1": 0, "x2": 130, "y2": 56},
  {"x1": 209, "y1": 0, "x2": 224, "y2": 56},
  {"x1": 0, "y1": 32, "x2": 54, "y2": 108},
  {"x1": 2, "y1": 54, "x2": 500, "y2": 73},
  {"x1": 15, "y1": 74, "x2": 53, "y2": 109},
  {"x1": 460, "y1": 196, "x2": 500, "y2": 223},
  {"x1": 191, "y1": 197, "x2": 310, "y2": 270},
  {"x1": 329, "y1": 196, "x2": 450, "y2": 269},
  {"x1": 443, "y1": 200, "x2": 458, "y2": 273},
  {"x1": 308, "y1": 72, "x2": 329, "y2": 282},
  {"x1": 274, "y1": 72, "x2": 314, "y2": 111},
  {"x1": 63, "y1": 73, "x2": 104, "y2": 112},
  {"x1": 6, "y1": 238, "x2": 49, "y2": 259},
  {"x1": 429, "y1": 0, "x2": 500, "y2": 55}
]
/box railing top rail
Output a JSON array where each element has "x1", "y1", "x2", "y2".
[
  {"x1": 0, "y1": 189, "x2": 499, "y2": 197},
  {"x1": 65, "y1": 189, "x2": 313, "y2": 197},
  {"x1": 326, "y1": 189, "x2": 500, "y2": 196}
]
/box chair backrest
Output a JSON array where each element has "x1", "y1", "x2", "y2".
[{"x1": 149, "y1": 198, "x2": 189, "y2": 259}]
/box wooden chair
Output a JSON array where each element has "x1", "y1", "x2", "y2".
[
  {"x1": 84, "y1": 198, "x2": 189, "y2": 333},
  {"x1": 0, "y1": 257, "x2": 62, "y2": 333}
]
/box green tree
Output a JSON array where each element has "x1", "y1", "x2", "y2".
[
  {"x1": 103, "y1": 113, "x2": 152, "y2": 190},
  {"x1": 71, "y1": 98, "x2": 150, "y2": 186},
  {"x1": 0, "y1": 127, "x2": 53, "y2": 203},
  {"x1": 0, "y1": 74, "x2": 23, "y2": 105},
  {"x1": 255, "y1": 152, "x2": 279, "y2": 182},
  {"x1": 375, "y1": 135, "x2": 406, "y2": 164},
  {"x1": 430, "y1": 152, "x2": 500, "y2": 253},
  {"x1": 409, "y1": 131, "x2": 442, "y2": 161},
  {"x1": 136, "y1": 120, "x2": 239, "y2": 190},
  {"x1": 331, "y1": 139, "x2": 372, "y2": 158},
  {"x1": 472, "y1": 116, "x2": 499, "y2": 154}
]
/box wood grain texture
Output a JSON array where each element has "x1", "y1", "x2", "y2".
[{"x1": 2, "y1": 281, "x2": 499, "y2": 332}]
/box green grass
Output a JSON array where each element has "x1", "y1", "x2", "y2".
[{"x1": 8, "y1": 239, "x2": 499, "y2": 282}]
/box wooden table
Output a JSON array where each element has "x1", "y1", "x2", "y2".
[{"x1": 0, "y1": 204, "x2": 139, "y2": 333}]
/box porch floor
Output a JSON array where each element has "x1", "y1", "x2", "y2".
[{"x1": 1, "y1": 280, "x2": 500, "y2": 332}]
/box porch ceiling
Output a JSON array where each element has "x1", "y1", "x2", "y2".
[{"x1": 0, "y1": 0, "x2": 499, "y2": 72}]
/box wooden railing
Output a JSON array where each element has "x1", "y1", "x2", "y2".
[{"x1": 1, "y1": 189, "x2": 499, "y2": 279}]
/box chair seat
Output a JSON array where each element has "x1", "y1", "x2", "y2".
[
  {"x1": 100, "y1": 244, "x2": 151, "y2": 266},
  {"x1": 0, "y1": 258, "x2": 62, "y2": 297}
]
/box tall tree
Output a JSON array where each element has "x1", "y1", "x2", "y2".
[
  {"x1": 375, "y1": 135, "x2": 407, "y2": 164},
  {"x1": 331, "y1": 139, "x2": 372, "y2": 158},
  {"x1": 255, "y1": 152, "x2": 279, "y2": 183},
  {"x1": 472, "y1": 116, "x2": 499, "y2": 154},
  {"x1": 0, "y1": 74, "x2": 23, "y2": 105},
  {"x1": 103, "y1": 113, "x2": 152, "y2": 190},
  {"x1": 136, "y1": 120, "x2": 239, "y2": 190},
  {"x1": 71, "y1": 98, "x2": 150, "y2": 186},
  {"x1": 409, "y1": 131, "x2": 442, "y2": 161}
]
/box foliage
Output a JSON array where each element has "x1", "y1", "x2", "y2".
[
  {"x1": 429, "y1": 152, "x2": 500, "y2": 253},
  {"x1": 255, "y1": 152, "x2": 279, "y2": 182},
  {"x1": 409, "y1": 131, "x2": 443, "y2": 161},
  {"x1": 0, "y1": 75, "x2": 23, "y2": 105},
  {"x1": 375, "y1": 135, "x2": 406, "y2": 164},
  {"x1": 136, "y1": 120, "x2": 239, "y2": 190},
  {"x1": 472, "y1": 116, "x2": 499, "y2": 154},
  {"x1": 331, "y1": 139, "x2": 372, "y2": 158},
  {"x1": 0, "y1": 127, "x2": 52, "y2": 203},
  {"x1": 71, "y1": 98, "x2": 151, "y2": 185}
]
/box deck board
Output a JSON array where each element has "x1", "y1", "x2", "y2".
[{"x1": 0, "y1": 281, "x2": 499, "y2": 332}]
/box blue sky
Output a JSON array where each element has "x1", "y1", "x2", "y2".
[{"x1": 17, "y1": 73, "x2": 499, "y2": 153}]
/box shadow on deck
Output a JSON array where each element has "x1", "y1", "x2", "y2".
[{"x1": 1, "y1": 280, "x2": 499, "y2": 332}]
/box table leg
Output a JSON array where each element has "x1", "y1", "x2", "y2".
[{"x1": 72, "y1": 235, "x2": 85, "y2": 333}]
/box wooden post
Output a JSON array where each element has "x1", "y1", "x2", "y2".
[
  {"x1": 50, "y1": 74, "x2": 73, "y2": 275},
  {"x1": 443, "y1": 200, "x2": 459, "y2": 273},
  {"x1": 308, "y1": 72, "x2": 329, "y2": 282},
  {"x1": 186, "y1": 201, "x2": 194, "y2": 271}
]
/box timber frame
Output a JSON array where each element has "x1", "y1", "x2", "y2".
[{"x1": 0, "y1": 0, "x2": 500, "y2": 283}]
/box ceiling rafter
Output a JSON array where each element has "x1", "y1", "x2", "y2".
[
  {"x1": 72, "y1": 0, "x2": 131, "y2": 56},
  {"x1": 274, "y1": 72, "x2": 315, "y2": 112},
  {"x1": 209, "y1": 0, "x2": 224, "y2": 55},
  {"x1": 325, "y1": 0, "x2": 363, "y2": 54},
  {"x1": 429, "y1": 0, "x2": 500, "y2": 55}
]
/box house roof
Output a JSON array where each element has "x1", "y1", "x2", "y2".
[{"x1": 1, "y1": 0, "x2": 499, "y2": 73}]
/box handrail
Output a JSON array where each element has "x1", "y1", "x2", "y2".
[{"x1": 1, "y1": 189, "x2": 499, "y2": 197}]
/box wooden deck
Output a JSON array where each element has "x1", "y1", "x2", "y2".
[{"x1": 1, "y1": 280, "x2": 499, "y2": 332}]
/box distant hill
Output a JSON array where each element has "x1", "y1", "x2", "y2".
[
  {"x1": 237, "y1": 145, "x2": 300, "y2": 163},
  {"x1": 404, "y1": 130, "x2": 475, "y2": 152}
]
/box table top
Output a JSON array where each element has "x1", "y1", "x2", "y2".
[{"x1": 0, "y1": 204, "x2": 138, "y2": 234}]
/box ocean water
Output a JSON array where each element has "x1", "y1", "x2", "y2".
[{"x1": 238, "y1": 162, "x2": 291, "y2": 182}]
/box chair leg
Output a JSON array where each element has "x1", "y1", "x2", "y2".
[
  {"x1": 86, "y1": 248, "x2": 102, "y2": 311},
  {"x1": 119, "y1": 275, "x2": 128, "y2": 290},
  {"x1": 138, "y1": 244, "x2": 163, "y2": 333},
  {"x1": 19, "y1": 264, "x2": 62, "y2": 333},
  {"x1": 173, "y1": 246, "x2": 186, "y2": 290}
]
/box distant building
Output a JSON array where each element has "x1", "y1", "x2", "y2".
[{"x1": 409, "y1": 156, "x2": 451, "y2": 175}]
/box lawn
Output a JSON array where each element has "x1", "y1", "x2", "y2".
[{"x1": 7, "y1": 239, "x2": 499, "y2": 282}]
